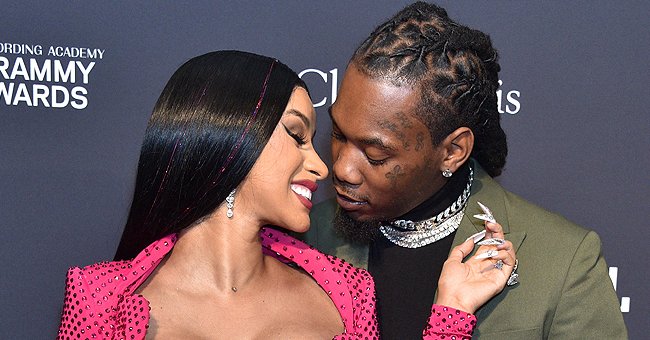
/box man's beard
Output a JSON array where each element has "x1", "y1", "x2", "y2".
[{"x1": 333, "y1": 208, "x2": 382, "y2": 244}]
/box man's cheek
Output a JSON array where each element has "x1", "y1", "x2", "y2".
[{"x1": 383, "y1": 164, "x2": 406, "y2": 190}]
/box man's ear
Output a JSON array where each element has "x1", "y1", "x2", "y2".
[{"x1": 440, "y1": 127, "x2": 474, "y2": 173}]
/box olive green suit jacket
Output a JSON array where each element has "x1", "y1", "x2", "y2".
[{"x1": 304, "y1": 162, "x2": 627, "y2": 339}]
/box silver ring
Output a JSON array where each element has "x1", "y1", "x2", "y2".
[{"x1": 494, "y1": 260, "x2": 504, "y2": 270}]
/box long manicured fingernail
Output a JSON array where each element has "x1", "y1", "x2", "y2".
[
  {"x1": 465, "y1": 230, "x2": 486, "y2": 243},
  {"x1": 477, "y1": 238, "x2": 505, "y2": 246},
  {"x1": 473, "y1": 214, "x2": 497, "y2": 224},
  {"x1": 474, "y1": 201, "x2": 497, "y2": 223},
  {"x1": 475, "y1": 249, "x2": 499, "y2": 259}
]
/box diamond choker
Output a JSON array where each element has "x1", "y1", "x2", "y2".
[{"x1": 379, "y1": 166, "x2": 473, "y2": 248}]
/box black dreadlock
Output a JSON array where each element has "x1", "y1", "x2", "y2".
[{"x1": 352, "y1": 1, "x2": 507, "y2": 177}]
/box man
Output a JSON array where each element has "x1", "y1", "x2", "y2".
[{"x1": 304, "y1": 2, "x2": 627, "y2": 339}]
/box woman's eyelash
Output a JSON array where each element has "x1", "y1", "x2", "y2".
[{"x1": 283, "y1": 124, "x2": 307, "y2": 145}]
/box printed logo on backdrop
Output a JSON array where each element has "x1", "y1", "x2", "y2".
[
  {"x1": 609, "y1": 266, "x2": 631, "y2": 313},
  {"x1": 299, "y1": 68, "x2": 521, "y2": 115},
  {"x1": 298, "y1": 68, "x2": 338, "y2": 108},
  {"x1": 0, "y1": 42, "x2": 105, "y2": 110},
  {"x1": 497, "y1": 80, "x2": 520, "y2": 115}
]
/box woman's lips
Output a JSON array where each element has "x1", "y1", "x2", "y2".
[
  {"x1": 291, "y1": 181, "x2": 317, "y2": 210},
  {"x1": 294, "y1": 192, "x2": 313, "y2": 210},
  {"x1": 335, "y1": 192, "x2": 368, "y2": 212}
]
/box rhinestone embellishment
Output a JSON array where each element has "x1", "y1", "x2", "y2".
[{"x1": 380, "y1": 166, "x2": 473, "y2": 248}]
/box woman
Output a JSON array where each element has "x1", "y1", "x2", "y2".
[{"x1": 57, "y1": 50, "x2": 515, "y2": 339}]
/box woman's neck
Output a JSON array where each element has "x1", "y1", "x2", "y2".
[{"x1": 155, "y1": 212, "x2": 268, "y2": 295}]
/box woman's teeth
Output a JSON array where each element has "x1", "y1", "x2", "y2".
[{"x1": 291, "y1": 184, "x2": 312, "y2": 201}]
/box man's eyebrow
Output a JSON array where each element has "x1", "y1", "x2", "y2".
[
  {"x1": 329, "y1": 106, "x2": 396, "y2": 152},
  {"x1": 359, "y1": 136, "x2": 396, "y2": 151}
]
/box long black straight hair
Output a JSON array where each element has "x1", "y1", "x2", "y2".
[{"x1": 114, "y1": 51, "x2": 306, "y2": 260}]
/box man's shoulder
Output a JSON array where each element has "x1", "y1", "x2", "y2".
[
  {"x1": 473, "y1": 166, "x2": 591, "y2": 242},
  {"x1": 472, "y1": 178, "x2": 627, "y2": 338},
  {"x1": 500, "y1": 188, "x2": 591, "y2": 240}
]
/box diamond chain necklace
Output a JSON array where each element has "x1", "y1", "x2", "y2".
[{"x1": 379, "y1": 166, "x2": 473, "y2": 248}]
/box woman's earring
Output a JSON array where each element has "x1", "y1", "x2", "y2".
[
  {"x1": 226, "y1": 189, "x2": 236, "y2": 218},
  {"x1": 442, "y1": 169, "x2": 453, "y2": 178}
]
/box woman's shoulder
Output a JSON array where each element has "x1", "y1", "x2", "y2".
[
  {"x1": 58, "y1": 259, "x2": 139, "y2": 339},
  {"x1": 58, "y1": 235, "x2": 177, "y2": 340},
  {"x1": 63, "y1": 234, "x2": 177, "y2": 295},
  {"x1": 63, "y1": 259, "x2": 132, "y2": 299}
]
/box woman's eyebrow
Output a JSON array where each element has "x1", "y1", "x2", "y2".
[{"x1": 284, "y1": 108, "x2": 311, "y2": 130}]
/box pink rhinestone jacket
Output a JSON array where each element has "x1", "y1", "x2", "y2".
[{"x1": 58, "y1": 228, "x2": 475, "y2": 339}]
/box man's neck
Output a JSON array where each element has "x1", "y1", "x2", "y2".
[{"x1": 397, "y1": 162, "x2": 470, "y2": 222}]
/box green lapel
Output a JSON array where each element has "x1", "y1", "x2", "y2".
[{"x1": 453, "y1": 162, "x2": 527, "y2": 254}]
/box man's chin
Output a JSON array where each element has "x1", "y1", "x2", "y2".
[{"x1": 333, "y1": 208, "x2": 381, "y2": 244}]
